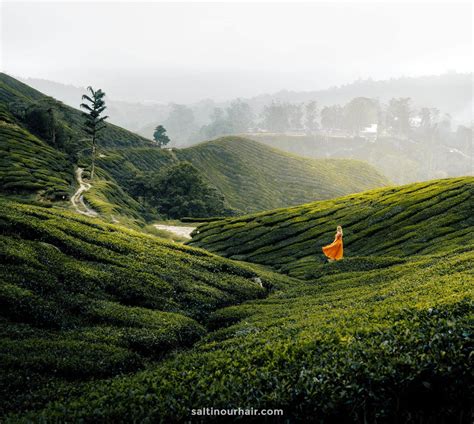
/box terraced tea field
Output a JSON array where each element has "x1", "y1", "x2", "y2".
[
  {"x1": 0, "y1": 121, "x2": 72, "y2": 199},
  {"x1": 1, "y1": 177, "x2": 472, "y2": 422},
  {"x1": 177, "y1": 136, "x2": 389, "y2": 213},
  {"x1": 0, "y1": 198, "x2": 290, "y2": 417},
  {"x1": 190, "y1": 177, "x2": 473, "y2": 278}
]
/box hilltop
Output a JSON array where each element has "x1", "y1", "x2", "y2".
[
  {"x1": 175, "y1": 136, "x2": 389, "y2": 213},
  {"x1": 190, "y1": 177, "x2": 473, "y2": 277}
]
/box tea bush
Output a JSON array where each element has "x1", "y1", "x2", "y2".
[
  {"x1": 190, "y1": 177, "x2": 473, "y2": 277},
  {"x1": 0, "y1": 198, "x2": 269, "y2": 416}
]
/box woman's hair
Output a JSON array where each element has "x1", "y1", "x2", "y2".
[{"x1": 337, "y1": 225, "x2": 343, "y2": 235}]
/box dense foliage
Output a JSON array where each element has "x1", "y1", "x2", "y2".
[{"x1": 127, "y1": 162, "x2": 232, "y2": 219}]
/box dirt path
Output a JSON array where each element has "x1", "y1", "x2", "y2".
[
  {"x1": 154, "y1": 224, "x2": 196, "y2": 239},
  {"x1": 71, "y1": 167, "x2": 98, "y2": 217}
]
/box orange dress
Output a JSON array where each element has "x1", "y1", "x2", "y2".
[{"x1": 322, "y1": 232, "x2": 343, "y2": 260}]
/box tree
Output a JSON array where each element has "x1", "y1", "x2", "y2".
[
  {"x1": 262, "y1": 101, "x2": 291, "y2": 132},
  {"x1": 80, "y1": 87, "x2": 108, "y2": 180},
  {"x1": 289, "y1": 103, "x2": 304, "y2": 130},
  {"x1": 153, "y1": 125, "x2": 170, "y2": 148},
  {"x1": 343, "y1": 97, "x2": 377, "y2": 136},
  {"x1": 321, "y1": 105, "x2": 343, "y2": 130},
  {"x1": 23, "y1": 101, "x2": 69, "y2": 149},
  {"x1": 304, "y1": 101, "x2": 319, "y2": 133},
  {"x1": 386, "y1": 97, "x2": 412, "y2": 136},
  {"x1": 164, "y1": 104, "x2": 197, "y2": 146},
  {"x1": 226, "y1": 99, "x2": 254, "y2": 133},
  {"x1": 128, "y1": 162, "x2": 231, "y2": 218}
]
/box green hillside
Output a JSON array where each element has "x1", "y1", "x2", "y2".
[
  {"x1": 176, "y1": 136, "x2": 389, "y2": 213},
  {"x1": 0, "y1": 121, "x2": 72, "y2": 199},
  {"x1": 0, "y1": 198, "x2": 281, "y2": 416},
  {"x1": 190, "y1": 177, "x2": 473, "y2": 277},
  {"x1": 0, "y1": 73, "x2": 151, "y2": 148},
  {"x1": 1, "y1": 178, "x2": 472, "y2": 422},
  {"x1": 0, "y1": 73, "x2": 154, "y2": 214},
  {"x1": 2, "y1": 74, "x2": 391, "y2": 220}
]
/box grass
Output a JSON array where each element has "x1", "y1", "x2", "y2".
[
  {"x1": 176, "y1": 136, "x2": 389, "y2": 213},
  {"x1": 190, "y1": 177, "x2": 473, "y2": 277}
]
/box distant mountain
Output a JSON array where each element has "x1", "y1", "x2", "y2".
[
  {"x1": 18, "y1": 72, "x2": 473, "y2": 142},
  {"x1": 244, "y1": 72, "x2": 473, "y2": 125}
]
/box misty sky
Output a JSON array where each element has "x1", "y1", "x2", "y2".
[{"x1": 1, "y1": 1, "x2": 472, "y2": 103}]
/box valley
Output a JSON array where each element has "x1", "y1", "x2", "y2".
[{"x1": 0, "y1": 74, "x2": 472, "y2": 423}]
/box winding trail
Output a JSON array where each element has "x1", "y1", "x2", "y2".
[
  {"x1": 154, "y1": 224, "x2": 196, "y2": 239},
  {"x1": 71, "y1": 167, "x2": 98, "y2": 217}
]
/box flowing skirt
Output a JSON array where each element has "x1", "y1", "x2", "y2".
[{"x1": 322, "y1": 239, "x2": 343, "y2": 260}]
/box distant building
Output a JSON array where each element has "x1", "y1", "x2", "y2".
[
  {"x1": 360, "y1": 124, "x2": 378, "y2": 141},
  {"x1": 410, "y1": 116, "x2": 422, "y2": 128}
]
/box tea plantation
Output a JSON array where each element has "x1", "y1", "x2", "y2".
[
  {"x1": 0, "y1": 121, "x2": 72, "y2": 199},
  {"x1": 1, "y1": 73, "x2": 391, "y2": 221},
  {"x1": 0, "y1": 72, "x2": 151, "y2": 149},
  {"x1": 190, "y1": 177, "x2": 473, "y2": 277},
  {"x1": 176, "y1": 136, "x2": 389, "y2": 213},
  {"x1": 0, "y1": 199, "x2": 283, "y2": 417},
  {"x1": 1, "y1": 177, "x2": 472, "y2": 422}
]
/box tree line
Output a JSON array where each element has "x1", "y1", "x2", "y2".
[{"x1": 153, "y1": 96, "x2": 469, "y2": 146}]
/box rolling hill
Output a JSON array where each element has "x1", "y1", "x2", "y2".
[
  {"x1": 1, "y1": 178, "x2": 471, "y2": 422},
  {"x1": 1, "y1": 74, "x2": 390, "y2": 221},
  {"x1": 0, "y1": 73, "x2": 151, "y2": 148},
  {"x1": 0, "y1": 198, "x2": 285, "y2": 417},
  {"x1": 246, "y1": 133, "x2": 472, "y2": 185},
  {"x1": 175, "y1": 136, "x2": 389, "y2": 213},
  {"x1": 189, "y1": 177, "x2": 474, "y2": 277},
  {"x1": 94, "y1": 136, "x2": 390, "y2": 216},
  {"x1": 0, "y1": 73, "x2": 155, "y2": 217}
]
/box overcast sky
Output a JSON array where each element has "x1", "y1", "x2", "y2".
[{"x1": 1, "y1": 1, "x2": 472, "y2": 103}]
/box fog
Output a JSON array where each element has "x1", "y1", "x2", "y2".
[{"x1": 1, "y1": 1, "x2": 472, "y2": 103}]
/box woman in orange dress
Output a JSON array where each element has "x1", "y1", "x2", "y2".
[{"x1": 322, "y1": 225, "x2": 343, "y2": 261}]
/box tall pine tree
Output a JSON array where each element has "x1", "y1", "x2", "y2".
[{"x1": 80, "y1": 87, "x2": 108, "y2": 179}]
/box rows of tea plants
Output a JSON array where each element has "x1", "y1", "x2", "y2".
[
  {"x1": 190, "y1": 177, "x2": 473, "y2": 277},
  {"x1": 0, "y1": 121, "x2": 72, "y2": 199},
  {"x1": 11, "y1": 241, "x2": 472, "y2": 422},
  {"x1": 0, "y1": 199, "x2": 281, "y2": 416},
  {"x1": 176, "y1": 136, "x2": 389, "y2": 213},
  {"x1": 0, "y1": 73, "x2": 151, "y2": 148}
]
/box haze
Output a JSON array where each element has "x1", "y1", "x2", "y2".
[{"x1": 1, "y1": 1, "x2": 472, "y2": 103}]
